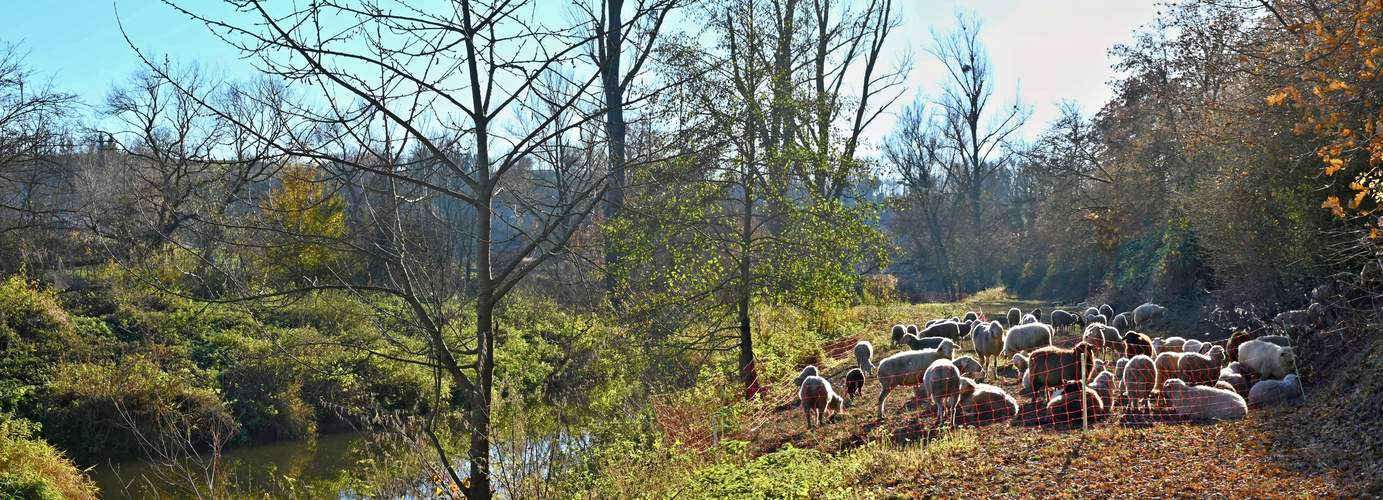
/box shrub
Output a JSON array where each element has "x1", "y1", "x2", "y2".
[{"x1": 0, "y1": 412, "x2": 97, "y2": 500}]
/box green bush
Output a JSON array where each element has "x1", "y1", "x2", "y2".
[
  {"x1": 686, "y1": 445, "x2": 855, "y2": 500},
  {"x1": 0, "y1": 412, "x2": 97, "y2": 500}
]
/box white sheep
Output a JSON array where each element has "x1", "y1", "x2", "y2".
[
  {"x1": 1218, "y1": 361, "x2": 1250, "y2": 396},
  {"x1": 1089, "y1": 370, "x2": 1116, "y2": 410},
  {"x1": 958, "y1": 380, "x2": 1019, "y2": 424},
  {"x1": 875, "y1": 345, "x2": 956, "y2": 419},
  {"x1": 799, "y1": 375, "x2": 845, "y2": 428},
  {"x1": 1162, "y1": 378, "x2": 1247, "y2": 421},
  {"x1": 1083, "y1": 323, "x2": 1123, "y2": 355},
  {"x1": 1010, "y1": 352, "x2": 1029, "y2": 376},
  {"x1": 1162, "y1": 336, "x2": 1188, "y2": 352},
  {"x1": 1123, "y1": 355, "x2": 1157, "y2": 411},
  {"x1": 1177, "y1": 345, "x2": 1226, "y2": 386},
  {"x1": 1000, "y1": 323, "x2": 1053, "y2": 356},
  {"x1": 1100, "y1": 304, "x2": 1115, "y2": 321},
  {"x1": 1050, "y1": 310, "x2": 1085, "y2": 331},
  {"x1": 1020, "y1": 313, "x2": 1038, "y2": 325},
  {"x1": 1112, "y1": 313, "x2": 1131, "y2": 333},
  {"x1": 1238, "y1": 339, "x2": 1297, "y2": 380},
  {"x1": 923, "y1": 359, "x2": 963, "y2": 423},
  {"x1": 794, "y1": 365, "x2": 820, "y2": 386},
  {"x1": 1182, "y1": 339, "x2": 1207, "y2": 354},
  {"x1": 1247, "y1": 374, "x2": 1303, "y2": 407},
  {"x1": 951, "y1": 355, "x2": 985, "y2": 380},
  {"x1": 905, "y1": 336, "x2": 956, "y2": 353},
  {"x1": 1133, "y1": 302, "x2": 1169, "y2": 328},
  {"x1": 1154, "y1": 351, "x2": 1190, "y2": 389},
  {"x1": 854, "y1": 341, "x2": 876, "y2": 378},
  {"x1": 971, "y1": 321, "x2": 1006, "y2": 375}
]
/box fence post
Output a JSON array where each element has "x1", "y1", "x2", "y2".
[{"x1": 1080, "y1": 352, "x2": 1088, "y2": 431}]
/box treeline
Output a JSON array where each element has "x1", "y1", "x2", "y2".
[{"x1": 0, "y1": 0, "x2": 1378, "y2": 497}]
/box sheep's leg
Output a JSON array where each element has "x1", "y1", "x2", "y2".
[{"x1": 877, "y1": 385, "x2": 892, "y2": 420}]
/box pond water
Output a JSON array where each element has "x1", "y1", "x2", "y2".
[{"x1": 90, "y1": 432, "x2": 369, "y2": 499}]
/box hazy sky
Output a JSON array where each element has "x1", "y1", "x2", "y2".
[{"x1": 4, "y1": 0, "x2": 1162, "y2": 154}]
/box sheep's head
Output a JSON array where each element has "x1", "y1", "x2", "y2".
[
  {"x1": 939, "y1": 342, "x2": 956, "y2": 359},
  {"x1": 1280, "y1": 348, "x2": 1298, "y2": 370},
  {"x1": 1162, "y1": 378, "x2": 1187, "y2": 393},
  {"x1": 827, "y1": 394, "x2": 845, "y2": 413}
]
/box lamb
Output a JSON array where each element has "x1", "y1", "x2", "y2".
[
  {"x1": 1247, "y1": 374, "x2": 1303, "y2": 407},
  {"x1": 905, "y1": 336, "x2": 956, "y2": 353},
  {"x1": 906, "y1": 324, "x2": 920, "y2": 337},
  {"x1": 891, "y1": 324, "x2": 907, "y2": 346},
  {"x1": 795, "y1": 365, "x2": 820, "y2": 386},
  {"x1": 963, "y1": 311, "x2": 979, "y2": 323},
  {"x1": 844, "y1": 368, "x2": 866, "y2": 400},
  {"x1": 1084, "y1": 307, "x2": 1101, "y2": 321},
  {"x1": 1010, "y1": 352, "x2": 1029, "y2": 376},
  {"x1": 799, "y1": 375, "x2": 846, "y2": 428},
  {"x1": 1114, "y1": 357, "x2": 1131, "y2": 384},
  {"x1": 1020, "y1": 314, "x2": 1038, "y2": 325},
  {"x1": 1026, "y1": 342, "x2": 1097, "y2": 404},
  {"x1": 1001, "y1": 323, "x2": 1054, "y2": 356},
  {"x1": 1123, "y1": 331, "x2": 1154, "y2": 358},
  {"x1": 1046, "y1": 381, "x2": 1103, "y2": 428},
  {"x1": 1133, "y1": 302, "x2": 1169, "y2": 328},
  {"x1": 1007, "y1": 308, "x2": 1022, "y2": 327},
  {"x1": 1087, "y1": 313, "x2": 1108, "y2": 326},
  {"x1": 1089, "y1": 370, "x2": 1116, "y2": 410},
  {"x1": 923, "y1": 359, "x2": 963, "y2": 423},
  {"x1": 1099, "y1": 304, "x2": 1116, "y2": 322},
  {"x1": 1049, "y1": 310, "x2": 1085, "y2": 331},
  {"x1": 1238, "y1": 340, "x2": 1297, "y2": 380},
  {"x1": 1161, "y1": 336, "x2": 1187, "y2": 353},
  {"x1": 1177, "y1": 345, "x2": 1226, "y2": 385},
  {"x1": 1123, "y1": 355, "x2": 1157, "y2": 411},
  {"x1": 854, "y1": 341, "x2": 876, "y2": 378},
  {"x1": 952, "y1": 355, "x2": 985, "y2": 380},
  {"x1": 958, "y1": 380, "x2": 1019, "y2": 425},
  {"x1": 1031, "y1": 308, "x2": 1043, "y2": 323},
  {"x1": 971, "y1": 321, "x2": 1006, "y2": 375},
  {"x1": 1112, "y1": 312, "x2": 1132, "y2": 334},
  {"x1": 1083, "y1": 323, "x2": 1124, "y2": 355},
  {"x1": 1162, "y1": 378, "x2": 1248, "y2": 421},
  {"x1": 875, "y1": 345, "x2": 956, "y2": 418},
  {"x1": 1182, "y1": 339, "x2": 1207, "y2": 354},
  {"x1": 1154, "y1": 351, "x2": 1189, "y2": 389},
  {"x1": 1217, "y1": 362, "x2": 1250, "y2": 396}
]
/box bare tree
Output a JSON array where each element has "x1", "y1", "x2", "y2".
[{"x1": 135, "y1": 1, "x2": 678, "y2": 497}]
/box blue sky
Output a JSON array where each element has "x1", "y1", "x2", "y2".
[{"x1": 3, "y1": 0, "x2": 1162, "y2": 152}]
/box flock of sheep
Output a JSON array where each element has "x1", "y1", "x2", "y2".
[{"x1": 794, "y1": 303, "x2": 1305, "y2": 431}]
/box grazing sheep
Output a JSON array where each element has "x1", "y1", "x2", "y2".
[
  {"x1": 1089, "y1": 370, "x2": 1116, "y2": 409},
  {"x1": 1046, "y1": 381, "x2": 1103, "y2": 427},
  {"x1": 1239, "y1": 340, "x2": 1297, "y2": 380},
  {"x1": 924, "y1": 359, "x2": 963, "y2": 422},
  {"x1": 905, "y1": 336, "x2": 957, "y2": 353},
  {"x1": 1154, "y1": 351, "x2": 1189, "y2": 390},
  {"x1": 1255, "y1": 335, "x2": 1293, "y2": 348},
  {"x1": 1247, "y1": 374, "x2": 1303, "y2": 407},
  {"x1": 958, "y1": 381, "x2": 1019, "y2": 424},
  {"x1": 1027, "y1": 342, "x2": 1097, "y2": 404},
  {"x1": 875, "y1": 345, "x2": 956, "y2": 418},
  {"x1": 1001, "y1": 323, "x2": 1054, "y2": 356},
  {"x1": 1274, "y1": 310, "x2": 1311, "y2": 336},
  {"x1": 906, "y1": 324, "x2": 920, "y2": 337},
  {"x1": 1123, "y1": 355, "x2": 1157, "y2": 411},
  {"x1": 1007, "y1": 308, "x2": 1022, "y2": 327},
  {"x1": 1100, "y1": 304, "x2": 1116, "y2": 322},
  {"x1": 800, "y1": 375, "x2": 846, "y2": 428},
  {"x1": 971, "y1": 321, "x2": 1006, "y2": 375},
  {"x1": 1114, "y1": 357, "x2": 1131, "y2": 383},
  {"x1": 1162, "y1": 336, "x2": 1188, "y2": 353},
  {"x1": 1031, "y1": 308, "x2": 1044, "y2": 323},
  {"x1": 1083, "y1": 323, "x2": 1124, "y2": 355},
  {"x1": 1162, "y1": 379, "x2": 1248, "y2": 421},
  {"x1": 795, "y1": 365, "x2": 820, "y2": 386},
  {"x1": 1182, "y1": 339, "x2": 1206, "y2": 354},
  {"x1": 1020, "y1": 314, "x2": 1038, "y2": 325},
  {"x1": 1050, "y1": 310, "x2": 1085, "y2": 331},
  {"x1": 1123, "y1": 331, "x2": 1154, "y2": 358},
  {"x1": 844, "y1": 368, "x2": 866, "y2": 400},
  {"x1": 925, "y1": 319, "x2": 945, "y2": 329},
  {"x1": 1112, "y1": 313, "x2": 1132, "y2": 334},
  {"x1": 963, "y1": 311, "x2": 979, "y2": 323},
  {"x1": 1084, "y1": 307, "x2": 1101, "y2": 321},
  {"x1": 920, "y1": 321, "x2": 968, "y2": 343},
  {"x1": 1010, "y1": 352, "x2": 1029, "y2": 376},
  {"x1": 1218, "y1": 362, "x2": 1250, "y2": 396},
  {"x1": 1177, "y1": 345, "x2": 1226, "y2": 385},
  {"x1": 854, "y1": 341, "x2": 876, "y2": 378},
  {"x1": 1089, "y1": 314, "x2": 1108, "y2": 326},
  {"x1": 891, "y1": 324, "x2": 907, "y2": 346},
  {"x1": 1133, "y1": 302, "x2": 1169, "y2": 328},
  {"x1": 952, "y1": 356, "x2": 985, "y2": 380},
  {"x1": 1226, "y1": 330, "x2": 1251, "y2": 363}
]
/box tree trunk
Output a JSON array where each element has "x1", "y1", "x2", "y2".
[
  {"x1": 470, "y1": 181, "x2": 495, "y2": 500},
  {"x1": 602, "y1": 0, "x2": 627, "y2": 299}
]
